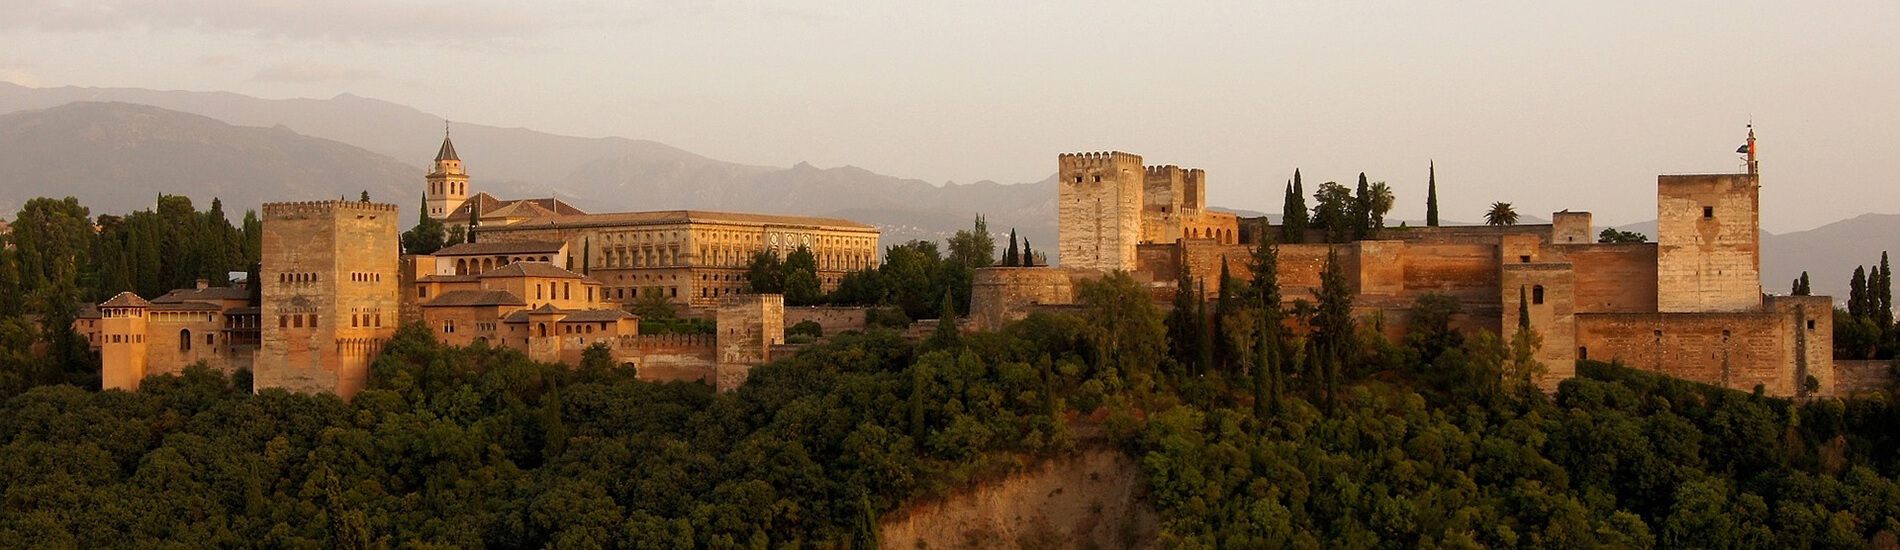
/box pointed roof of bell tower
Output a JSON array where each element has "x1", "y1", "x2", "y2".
[{"x1": 435, "y1": 121, "x2": 459, "y2": 162}]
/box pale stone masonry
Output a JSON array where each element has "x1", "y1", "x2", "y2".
[
  {"x1": 255, "y1": 200, "x2": 400, "y2": 400},
  {"x1": 977, "y1": 140, "x2": 1839, "y2": 399},
  {"x1": 1657, "y1": 173, "x2": 1762, "y2": 313}
]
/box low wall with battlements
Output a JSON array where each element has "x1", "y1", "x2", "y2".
[
  {"x1": 785, "y1": 306, "x2": 868, "y2": 337},
  {"x1": 969, "y1": 268, "x2": 1095, "y2": 332},
  {"x1": 613, "y1": 333, "x2": 717, "y2": 383}
]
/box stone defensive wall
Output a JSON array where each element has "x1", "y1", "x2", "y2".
[
  {"x1": 612, "y1": 333, "x2": 717, "y2": 384},
  {"x1": 1543, "y1": 243, "x2": 1659, "y2": 313},
  {"x1": 1142, "y1": 239, "x2": 1509, "y2": 337},
  {"x1": 1833, "y1": 360, "x2": 1894, "y2": 397},
  {"x1": 969, "y1": 267, "x2": 1097, "y2": 332},
  {"x1": 784, "y1": 306, "x2": 868, "y2": 336},
  {"x1": 1575, "y1": 295, "x2": 1832, "y2": 398},
  {"x1": 262, "y1": 200, "x2": 401, "y2": 218}
]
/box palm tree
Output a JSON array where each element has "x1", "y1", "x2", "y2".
[
  {"x1": 1367, "y1": 181, "x2": 1395, "y2": 230},
  {"x1": 1485, "y1": 202, "x2": 1519, "y2": 226}
]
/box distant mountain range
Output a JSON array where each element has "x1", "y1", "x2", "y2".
[
  {"x1": 0, "y1": 83, "x2": 1891, "y2": 295},
  {"x1": 0, "y1": 82, "x2": 1054, "y2": 249}
]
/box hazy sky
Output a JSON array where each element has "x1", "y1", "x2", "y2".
[{"x1": 2, "y1": 1, "x2": 1895, "y2": 233}]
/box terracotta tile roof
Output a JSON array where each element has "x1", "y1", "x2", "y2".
[
  {"x1": 434, "y1": 241, "x2": 567, "y2": 257},
  {"x1": 559, "y1": 309, "x2": 634, "y2": 323},
  {"x1": 476, "y1": 262, "x2": 587, "y2": 280},
  {"x1": 489, "y1": 210, "x2": 876, "y2": 231},
  {"x1": 150, "y1": 301, "x2": 222, "y2": 311},
  {"x1": 100, "y1": 292, "x2": 151, "y2": 308},
  {"x1": 501, "y1": 307, "x2": 631, "y2": 323},
  {"x1": 152, "y1": 287, "x2": 250, "y2": 304},
  {"x1": 449, "y1": 194, "x2": 588, "y2": 221},
  {"x1": 421, "y1": 290, "x2": 526, "y2": 308},
  {"x1": 418, "y1": 274, "x2": 481, "y2": 283}
]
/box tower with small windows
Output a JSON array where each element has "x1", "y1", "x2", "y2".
[
  {"x1": 1057, "y1": 152, "x2": 1146, "y2": 271},
  {"x1": 426, "y1": 129, "x2": 469, "y2": 220},
  {"x1": 256, "y1": 200, "x2": 400, "y2": 399},
  {"x1": 98, "y1": 292, "x2": 151, "y2": 391},
  {"x1": 1655, "y1": 129, "x2": 1762, "y2": 313}
]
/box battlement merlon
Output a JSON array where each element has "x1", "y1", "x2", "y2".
[
  {"x1": 1058, "y1": 151, "x2": 1144, "y2": 172},
  {"x1": 263, "y1": 200, "x2": 402, "y2": 219},
  {"x1": 1141, "y1": 165, "x2": 1207, "y2": 176}
]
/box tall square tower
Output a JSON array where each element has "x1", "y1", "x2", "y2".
[
  {"x1": 1058, "y1": 152, "x2": 1145, "y2": 271},
  {"x1": 1656, "y1": 173, "x2": 1761, "y2": 312},
  {"x1": 257, "y1": 200, "x2": 401, "y2": 399}
]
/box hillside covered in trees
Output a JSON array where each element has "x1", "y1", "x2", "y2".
[{"x1": 3, "y1": 265, "x2": 1900, "y2": 547}]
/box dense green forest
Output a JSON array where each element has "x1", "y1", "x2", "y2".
[{"x1": 4, "y1": 267, "x2": 1900, "y2": 547}]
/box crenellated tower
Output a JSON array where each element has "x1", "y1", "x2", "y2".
[
  {"x1": 426, "y1": 128, "x2": 469, "y2": 220},
  {"x1": 1058, "y1": 151, "x2": 1145, "y2": 271},
  {"x1": 256, "y1": 200, "x2": 401, "y2": 399}
]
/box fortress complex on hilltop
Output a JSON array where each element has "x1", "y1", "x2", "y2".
[
  {"x1": 977, "y1": 131, "x2": 1841, "y2": 398},
  {"x1": 90, "y1": 134, "x2": 881, "y2": 398}
]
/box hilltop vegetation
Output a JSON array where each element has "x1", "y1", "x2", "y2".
[{"x1": 4, "y1": 265, "x2": 1900, "y2": 547}]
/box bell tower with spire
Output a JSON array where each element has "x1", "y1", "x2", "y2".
[{"x1": 426, "y1": 122, "x2": 469, "y2": 220}]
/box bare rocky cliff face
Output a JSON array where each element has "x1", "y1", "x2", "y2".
[{"x1": 880, "y1": 449, "x2": 1159, "y2": 549}]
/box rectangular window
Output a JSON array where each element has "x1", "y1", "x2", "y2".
[
  {"x1": 419, "y1": 286, "x2": 429, "y2": 298},
  {"x1": 293, "y1": 315, "x2": 303, "y2": 328},
  {"x1": 1703, "y1": 206, "x2": 1714, "y2": 218},
  {"x1": 280, "y1": 315, "x2": 288, "y2": 328}
]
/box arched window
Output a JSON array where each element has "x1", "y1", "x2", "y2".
[
  {"x1": 538, "y1": 323, "x2": 548, "y2": 338},
  {"x1": 180, "y1": 329, "x2": 192, "y2": 351}
]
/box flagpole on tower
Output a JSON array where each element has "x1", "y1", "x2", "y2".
[{"x1": 1746, "y1": 122, "x2": 1757, "y2": 175}]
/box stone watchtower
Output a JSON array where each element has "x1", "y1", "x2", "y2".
[
  {"x1": 256, "y1": 200, "x2": 401, "y2": 399},
  {"x1": 98, "y1": 292, "x2": 152, "y2": 391},
  {"x1": 425, "y1": 132, "x2": 468, "y2": 220},
  {"x1": 1058, "y1": 152, "x2": 1145, "y2": 271},
  {"x1": 1655, "y1": 172, "x2": 1761, "y2": 312}
]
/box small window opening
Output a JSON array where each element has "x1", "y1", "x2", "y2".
[
  {"x1": 1519, "y1": 255, "x2": 1531, "y2": 263},
  {"x1": 1532, "y1": 285, "x2": 1545, "y2": 305},
  {"x1": 1578, "y1": 347, "x2": 1588, "y2": 360},
  {"x1": 1703, "y1": 206, "x2": 1714, "y2": 218},
  {"x1": 1807, "y1": 319, "x2": 1816, "y2": 330}
]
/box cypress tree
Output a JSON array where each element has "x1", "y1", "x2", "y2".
[
  {"x1": 1004, "y1": 230, "x2": 1020, "y2": 267},
  {"x1": 1851, "y1": 266, "x2": 1868, "y2": 319},
  {"x1": 1519, "y1": 286, "x2": 1531, "y2": 330},
  {"x1": 1167, "y1": 264, "x2": 1202, "y2": 372},
  {"x1": 466, "y1": 206, "x2": 480, "y2": 244},
  {"x1": 931, "y1": 291, "x2": 960, "y2": 348},
  {"x1": 1283, "y1": 170, "x2": 1309, "y2": 243},
  {"x1": 1426, "y1": 161, "x2": 1440, "y2": 227},
  {"x1": 1215, "y1": 257, "x2": 1234, "y2": 373},
  {"x1": 581, "y1": 237, "x2": 591, "y2": 275},
  {"x1": 1253, "y1": 320, "x2": 1274, "y2": 420},
  {"x1": 1880, "y1": 252, "x2": 1894, "y2": 329},
  {"x1": 1799, "y1": 271, "x2": 1812, "y2": 296},
  {"x1": 909, "y1": 361, "x2": 929, "y2": 440},
  {"x1": 1021, "y1": 239, "x2": 1035, "y2": 267},
  {"x1": 1353, "y1": 173, "x2": 1372, "y2": 241},
  {"x1": 1197, "y1": 278, "x2": 1214, "y2": 377}
]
